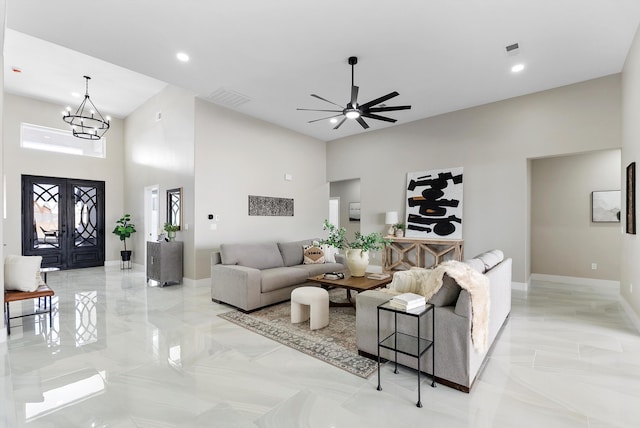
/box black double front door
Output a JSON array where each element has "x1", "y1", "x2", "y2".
[{"x1": 22, "y1": 175, "x2": 105, "y2": 269}]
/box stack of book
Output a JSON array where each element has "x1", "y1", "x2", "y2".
[{"x1": 389, "y1": 292, "x2": 426, "y2": 311}]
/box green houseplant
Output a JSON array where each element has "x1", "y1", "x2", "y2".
[
  {"x1": 320, "y1": 220, "x2": 391, "y2": 277},
  {"x1": 163, "y1": 222, "x2": 179, "y2": 241},
  {"x1": 112, "y1": 214, "x2": 136, "y2": 261}
]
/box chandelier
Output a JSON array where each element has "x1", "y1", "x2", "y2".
[{"x1": 63, "y1": 76, "x2": 110, "y2": 140}]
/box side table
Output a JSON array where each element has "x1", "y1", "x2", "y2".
[{"x1": 376, "y1": 300, "x2": 435, "y2": 407}]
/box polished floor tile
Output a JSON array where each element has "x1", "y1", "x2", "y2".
[{"x1": 2, "y1": 267, "x2": 640, "y2": 427}]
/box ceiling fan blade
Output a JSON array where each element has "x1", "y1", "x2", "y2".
[
  {"x1": 359, "y1": 91, "x2": 399, "y2": 110},
  {"x1": 350, "y1": 85, "x2": 359, "y2": 107},
  {"x1": 308, "y1": 114, "x2": 343, "y2": 123},
  {"x1": 362, "y1": 113, "x2": 397, "y2": 123},
  {"x1": 367, "y1": 105, "x2": 412, "y2": 113},
  {"x1": 311, "y1": 94, "x2": 344, "y2": 108},
  {"x1": 356, "y1": 117, "x2": 369, "y2": 129},
  {"x1": 297, "y1": 108, "x2": 343, "y2": 113},
  {"x1": 333, "y1": 117, "x2": 347, "y2": 130}
]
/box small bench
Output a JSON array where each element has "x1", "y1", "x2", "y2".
[{"x1": 4, "y1": 284, "x2": 55, "y2": 335}]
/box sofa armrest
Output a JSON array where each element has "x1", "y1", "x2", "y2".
[
  {"x1": 355, "y1": 289, "x2": 394, "y2": 353},
  {"x1": 211, "y1": 264, "x2": 262, "y2": 311}
]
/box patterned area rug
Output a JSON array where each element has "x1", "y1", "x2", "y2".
[{"x1": 218, "y1": 291, "x2": 379, "y2": 378}]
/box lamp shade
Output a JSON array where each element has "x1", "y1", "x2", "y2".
[{"x1": 385, "y1": 211, "x2": 399, "y2": 225}]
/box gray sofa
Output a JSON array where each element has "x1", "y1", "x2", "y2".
[
  {"x1": 355, "y1": 250, "x2": 512, "y2": 392},
  {"x1": 211, "y1": 239, "x2": 345, "y2": 312}
]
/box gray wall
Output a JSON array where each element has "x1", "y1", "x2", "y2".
[
  {"x1": 1, "y1": 0, "x2": 6, "y2": 341},
  {"x1": 123, "y1": 85, "x2": 195, "y2": 277},
  {"x1": 192, "y1": 99, "x2": 328, "y2": 280},
  {"x1": 327, "y1": 75, "x2": 621, "y2": 284},
  {"x1": 531, "y1": 150, "x2": 621, "y2": 281},
  {"x1": 622, "y1": 24, "x2": 640, "y2": 317},
  {"x1": 2, "y1": 93, "x2": 125, "y2": 263}
]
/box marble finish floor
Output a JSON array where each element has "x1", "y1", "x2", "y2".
[{"x1": 1, "y1": 266, "x2": 639, "y2": 427}]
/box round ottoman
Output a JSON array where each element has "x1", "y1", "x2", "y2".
[{"x1": 290, "y1": 286, "x2": 329, "y2": 330}]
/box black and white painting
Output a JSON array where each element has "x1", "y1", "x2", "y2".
[
  {"x1": 591, "y1": 190, "x2": 620, "y2": 223},
  {"x1": 405, "y1": 167, "x2": 463, "y2": 239}
]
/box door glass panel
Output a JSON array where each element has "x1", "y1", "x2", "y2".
[
  {"x1": 33, "y1": 183, "x2": 60, "y2": 249},
  {"x1": 74, "y1": 185, "x2": 98, "y2": 248}
]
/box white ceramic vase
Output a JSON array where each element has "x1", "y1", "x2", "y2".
[{"x1": 345, "y1": 249, "x2": 369, "y2": 277}]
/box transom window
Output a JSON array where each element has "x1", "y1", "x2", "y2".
[{"x1": 20, "y1": 123, "x2": 106, "y2": 158}]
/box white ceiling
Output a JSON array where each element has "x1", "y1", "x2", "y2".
[{"x1": 4, "y1": 0, "x2": 640, "y2": 142}]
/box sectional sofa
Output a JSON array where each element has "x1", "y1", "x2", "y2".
[
  {"x1": 211, "y1": 239, "x2": 345, "y2": 312},
  {"x1": 355, "y1": 250, "x2": 512, "y2": 392}
]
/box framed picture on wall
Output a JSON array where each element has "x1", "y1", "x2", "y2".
[
  {"x1": 627, "y1": 162, "x2": 636, "y2": 234},
  {"x1": 349, "y1": 202, "x2": 360, "y2": 222},
  {"x1": 591, "y1": 190, "x2": 621, "y2": 223}
]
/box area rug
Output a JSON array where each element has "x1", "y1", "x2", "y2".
[{"x1": 218, "y1": 291, "x2": 379, "y2": 378}]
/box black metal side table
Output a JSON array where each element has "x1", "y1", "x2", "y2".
[{"x1": 376, "y1": 300, "x2": 435, "y2": 407}]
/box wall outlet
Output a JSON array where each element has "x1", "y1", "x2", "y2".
[{"x1": 591, "y1": 263, "x2": 597, "y2": 270}]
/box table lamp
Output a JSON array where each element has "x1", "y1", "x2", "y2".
[{"x1": 385, "y1": 211, "x2": 398, "y2": 236}]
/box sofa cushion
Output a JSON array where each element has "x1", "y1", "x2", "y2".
[
  {"x1": 220, "y1": 243, "x2": 284, "y2": 270},
  {"x1": 428, "y1": 274, "x2": 461, "y2": 307},
  {"x1": 260, "y1": 267, "x2": 309, "y2": 293},
  {"x1": 454, "y1": 289, "x2": 471, "y2": 318},
  {"x1": 278, "y1": 239, "x2": 315, "y2": 267},
  {"x1": 292, "y1": 262, "x2": 345, "y2": 277},
  {"x1": 476, "y1": 249, "x2": 504, "y2": 271},
  {"x1": 303, "y1": 245, "x2": 325, "y2": 264},
  {"x1": 464, "y1": 258, "x2": 486, "y2": 274},
  {"x1": 4, "y1": 255, "x2": 44, "y2": 292}
]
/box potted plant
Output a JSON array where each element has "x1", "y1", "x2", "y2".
[
  {"x1": 113, "y1": 214, "x2": 136, "y2": 263},
  {"x1": 394, "y1": 223, "x2": 406, "y2": 237},
  {"x1": 320, "y1": 220, "x2": 392, "y2": 277},
  {"x1": 163, "y1": 222, "x2": 180, "y2": 241}
]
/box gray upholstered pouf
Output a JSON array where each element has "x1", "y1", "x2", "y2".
[{"x1": 290, "y1": 286, "x2": 329, "y2": 330}]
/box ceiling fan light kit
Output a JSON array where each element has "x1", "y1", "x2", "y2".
[
  {"x1": 62, "y1": 75, "x2": 111, "y2": 140},
  {"x1": 297, "y1": 56, "x2": 411, "y2": 130}
]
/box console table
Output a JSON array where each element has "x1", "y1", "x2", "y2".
[
  {"x1": 382, "y1": 237, "x2": 463, "y2": 271},
  {"x1": 146, "y1": 241, "x2": 183, "y2": 287}
]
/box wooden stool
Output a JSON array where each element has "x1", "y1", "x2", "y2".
[{"x1": 4, "y1": 285, "x2": 55, "y2": 335}]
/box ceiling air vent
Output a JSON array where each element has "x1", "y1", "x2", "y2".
[
  {"x1": 206, "y1": 87, "x2": 251, "y2": 108},
  {"x1": 505, "y1": 43, "x2": 520, "y2": 56}
]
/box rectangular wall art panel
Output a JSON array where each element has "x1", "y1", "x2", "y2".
[
  {"x1": 591, "y1": 190, "x2": 621, "y2": 222},
  {"x1": 405, "y1": 167, "x2": 463, "y2": 239},
  {"x1": 248, "y1": 195, "x2": 294, "y2": 216}
]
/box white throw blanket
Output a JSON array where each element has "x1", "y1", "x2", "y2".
[{"x1": 384, "y1": 260, "x2": 490, "y2": 352}]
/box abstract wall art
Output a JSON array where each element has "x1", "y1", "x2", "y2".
[
  {"x1": 591, "y1": 190, "x2": 621, "y2": 223},
  {"x1": 248, "y1": 195, "x2": 294, "y2": 216},
  {"x1": 405, "y1": 167, "x2": 463, "y2": 239}
]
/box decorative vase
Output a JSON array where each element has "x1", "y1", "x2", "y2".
[
  {"x1": 345, "y1": 249, "x2": 369, "y2": 277},
  {"x1": 167, "y1": 230, "x2": 176, "y2": 241},
  {"x1": 395, "y1": 229, "x2": 404, "y2": 238}
]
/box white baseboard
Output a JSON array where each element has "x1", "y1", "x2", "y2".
[
  {"x1": 619, "y1": 297, "x2": 640, "y2": 334},
  {"x1": 530, "y1": 273, "x2": 620, "y2": 291},
  {"x1": 181, "y1": 277, "x2": 211, "y2": 288}
]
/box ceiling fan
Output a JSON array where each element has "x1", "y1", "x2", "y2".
[{"x1": 297, "y1": 56, "x2": 412, "y2": 130}]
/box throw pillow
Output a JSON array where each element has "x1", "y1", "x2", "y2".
[
  {"x1": 303, "y1": 245, "x2": 325, "y2": 264},
  {"x1": 4, "y1": 255, "x2": 44, "y2": 292},
  {"x1": 428, "y1": 274, "x2": 461, "y2": 307},
  {"x1": 321, "y1": 244, "x2": 338, "y2": 263}
]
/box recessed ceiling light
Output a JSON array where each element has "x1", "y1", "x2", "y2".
[
  {"x1": 511, "y1": 63, "x2": 525, "y2": 73},
  {"x1": 176, "y1": 52, "x2": 190, "y2": 62}
]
